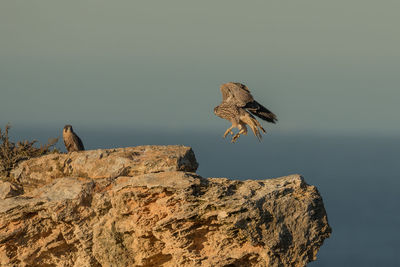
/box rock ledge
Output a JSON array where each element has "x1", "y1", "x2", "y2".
[{"x1": 0, "y1": 146, "x2": 331, "y2": 267}]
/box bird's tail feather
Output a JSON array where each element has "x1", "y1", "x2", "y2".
[
  {"x1": 245, "y1": 101, "x2": 277, "y2": 123},
  {"x1": 241, "y1": 114, "x2": 266, "y2": 141}
]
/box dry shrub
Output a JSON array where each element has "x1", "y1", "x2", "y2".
[{"x1": 0, "y1": 124, "x2": 59, "y2": 178}]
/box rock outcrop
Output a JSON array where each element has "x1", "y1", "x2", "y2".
[
  {"x1": 10, "y1": 146, "x2": 198, "y2": 193},
  {"x1": 0, "y1": 146, "x2": 331, "y2": 267}
]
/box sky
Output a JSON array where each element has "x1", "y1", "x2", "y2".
[{"x1": 1, "y1": 0, "x2": 399, "y2": 136}]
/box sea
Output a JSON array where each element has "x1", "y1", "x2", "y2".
[{"x1": 9, "y1": 127, "x2": 400, "y2": 267}]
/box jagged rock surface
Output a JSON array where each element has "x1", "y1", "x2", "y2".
[
  {"x1": 0, "y1": 146, "x2": 331, "y2": 267},
  {"x1": 0, "y1": 181, "x2": 23, "y2": 199},
  {"x1": 10, "y1": 145, "x2": 198, "y2": 193}
]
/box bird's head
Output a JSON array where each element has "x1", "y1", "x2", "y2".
[
  {"x1": 63, "y1": 125, "x2": 73, "y2": 133},
  {"x1": 213, "y1": 106, "x2": 219, "y2": 115}
]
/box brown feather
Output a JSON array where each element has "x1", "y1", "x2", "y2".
[
  {"x1": 63, "y1": 125, "x2": 84, "y2": 152},
  {"x1": 215, "y1": 82, "x2": 277, "y2": 142}
]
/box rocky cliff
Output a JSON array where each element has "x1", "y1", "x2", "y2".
[{"x1": 0, "y1": 146, "x2": 331, "y2": 267}]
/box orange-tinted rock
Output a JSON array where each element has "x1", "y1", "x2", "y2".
[
  {"x1": 0, "y1": 181, "x2": 23, "y2": 199},
  {"x1": 11, "y1": 145, "x2": 198, "y2": 192},
  {"x1": 0, "y1": 146, "x2": 330, "y2": 266}
]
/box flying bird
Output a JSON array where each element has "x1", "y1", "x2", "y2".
[
  {"x1": 63, "y1": 125, "x2": 85, "y2": 152},
  {"x1": 214, "y1": 82, "x2": 277, "y2": 143}
]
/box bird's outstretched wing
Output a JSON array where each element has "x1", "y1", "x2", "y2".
[{"x1": 220, "y1": 82, "x2": 254, "y2": 107}]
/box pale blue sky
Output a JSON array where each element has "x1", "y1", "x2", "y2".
[{"x1": 1, "y1": 0, "x2": 399, "y2": 135}]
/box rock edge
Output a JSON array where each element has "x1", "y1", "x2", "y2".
[{"x1": 0, "y1": 146, "x2": 331, "y2": 267}]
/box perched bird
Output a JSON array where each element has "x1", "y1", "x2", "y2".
[
  {"x1": 63, "y1": 125, "x2": 85, "y2": 152},
  {"x1": 214, "y1": 82, "x2": 277, "y2": 143}
]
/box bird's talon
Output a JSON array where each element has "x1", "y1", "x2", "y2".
[{"x1": 231, "y1": 134, "x2": 240, "y2": 143}]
